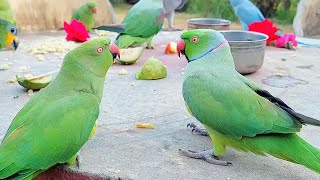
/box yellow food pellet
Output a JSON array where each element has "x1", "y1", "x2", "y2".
[
  {"x1": 119, "y1": 68, "x2": 128, "y2": 75},
  {"x1": 135, "y1": 123, "x2": 155, "y2": 129},
  {"x1": 0, "y1": 64, "x2": 10, "y2": 70},
  {"x1": 27, "y1": 89, "x2": 34, "y2": 96},
  {"x1": 7, "y1": 77, "x2": 17, "y2": 83}
]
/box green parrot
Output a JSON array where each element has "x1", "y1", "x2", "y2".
[
  {"x1": 72, "y1": 1, "x2": 97, "y2": 32},
  {"x1": 0, "y1": 0, "x2": 15, "y2": 25},
  {"x1": 96, "y1": 0, "x2": 165, "y2": 49},
  {"x1": 0, "y1": 37, "x2": 120, "y2": 180},
  {"x1": 0, "y1": 18, "x2": 18, "y2": 50},
  {"x1": 177, "y1": 29, "x2": 320, "y2": 173}
]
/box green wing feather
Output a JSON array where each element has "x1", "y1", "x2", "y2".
[
  {"x1": 122, "y1": 0, "x2": 164, "y2": 38},
  {"x1": 0, "y1": 94, "x2": 99, "y2": 179},
  {"x1": 183, "y1": 73, "x2": 302, "y2": 139}
]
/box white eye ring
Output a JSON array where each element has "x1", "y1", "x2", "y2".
[
  {"x1": 96, "y1": 47, "x2": 104, "y2": 54},
  {"x1": 190, "y1": 36, "x2": 199, "y2": 43}
]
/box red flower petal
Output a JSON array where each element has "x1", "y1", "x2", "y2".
[
  {"x1": 248, "y1": 19, "x2": 281, "y2": 45},
  {"x1": 63, "y1": 19, "x2": 90, "y2": 42},
  {"x1": 275, "y1": 33, "x2": 298, "y2": 48}
]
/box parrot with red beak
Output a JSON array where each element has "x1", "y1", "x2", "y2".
[
  {"x1": 177, "y1": 29, "x2": 320, "y2": 174},
  {"x1": 0, "y1": 38, "x2": 119, "y2": 180},
  {"x1": 72, "y1": 1, "x2": 97, "y2": 32}
]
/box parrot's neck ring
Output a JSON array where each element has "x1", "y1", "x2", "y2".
[{"x1": 189, "y1": 40, "x2": 229, "y2": 62}]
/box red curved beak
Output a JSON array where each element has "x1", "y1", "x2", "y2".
[
  {"x1": 92, "y1": 7, "x2": 97, "y2": 14},
  {"x1": 109, "y1": 43, "x2": 120, "y2": 59},
  {"x1": 177, "y1": 39, "x2": 186, "y2": 58}
]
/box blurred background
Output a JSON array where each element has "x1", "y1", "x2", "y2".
[
  {"x1": 6, "y1": 0, "x2": 320, "y2": 37},
  {"x1": 110, "y1": 0, "x2": 298, "y2": 32}
]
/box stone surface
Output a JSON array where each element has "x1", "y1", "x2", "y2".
[
  {"x1": 293, "y1": 0, "x2": 320, "y2": 37},
  {"x1": 1, "y1": 31, "x2": 320, "y2": 179},
  {"x1": 10, "y1": 0, "x2": 118, "y2": 31}
]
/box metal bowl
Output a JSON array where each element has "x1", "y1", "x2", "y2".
[
  {"x1": 188, "y1": 18, "x2": 231, "y2": 30},
  {"x1": 219, "y1": 30, "x2": 269, "y2": 74}
]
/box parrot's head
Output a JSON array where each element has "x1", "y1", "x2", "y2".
[
  {"x1": 64, "y1": 37, "x2": 120, "y2": 77},
  {"x1": 0, "y1": 19, "x2": 19, "y2": 50},
  {"x1": 230, "y1": 0, "x2": 243, "y2": 6},
  {"x1": 87, "y1": 1, "x2": 97, "y2": 14},
  {"x1": 177, "y1": 29, "x2": 229, "y2": 62}
]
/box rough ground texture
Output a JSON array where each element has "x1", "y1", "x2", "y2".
[{"x1": 0, "y1": 31, "x2": 320, "y2": 180}]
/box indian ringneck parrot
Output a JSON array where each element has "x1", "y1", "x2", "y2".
[
  {"x1": 0, "y1": 19, "x2": 19, "y2": 50},
  {"x1": 162, "y1": 0, "x2": 187, "y2": 31},
  {"x1": 0, "y1": 0, "x2": 15, "y2": 25},
  {"x1": 230, "y1": 0, "x2": 320, "y2": 48},
  {"x1": 177, "y1": 29, "x2": 320, "y2": 173},
  {"x1": 95, "y1": 0, "x2": 164, "y2": 49},
  {"x1": 0, "y1": 37, "x2": 120, "y2": 180},
  {"x1": 72, "y1": 1, "x2": 97, "y2": 32}
]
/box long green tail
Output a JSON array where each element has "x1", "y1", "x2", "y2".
[
  {"x1": 236, "y1": 133, "x2": 320, "y2": 174},
  {"x1": 94, "y1": 25, "x2": 125, "y2": 34}
]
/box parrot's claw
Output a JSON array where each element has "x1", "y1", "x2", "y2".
[
  {"x1": 187, "y1": 123, "x2": 209, "y2": 136},
  {"x1": 179, "y1": 149, "x2": 232, "y2": 166},
  {"x1": 146, "y1": 46, "x2": 154, "y2": 49},
  {"x1": 76, "y1": 154, "x2": 82, "y2": 169}
]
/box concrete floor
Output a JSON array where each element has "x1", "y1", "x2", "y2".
[{"x1": 0, "y1": 31, "x2": 320, "y2": 180}]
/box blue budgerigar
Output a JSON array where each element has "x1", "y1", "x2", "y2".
[
  {"x1": 230, "y1": 0, "x2": 320, "y2": 48},
  {"x1": 230, "y1": 0, "x2": 264, "y2": 30}
]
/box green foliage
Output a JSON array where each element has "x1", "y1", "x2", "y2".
[
  {"x1": 274, "y1": 0, "x2": 299, "y2": 24},
  {"x1": 186, "y1": 0, "x2": 237, "y2": 21}
]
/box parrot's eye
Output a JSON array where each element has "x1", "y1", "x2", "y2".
[
  {"x1": 190, "y1": 36, "x2": 199, "y2": 44},
  {"x1": 10, "y1": 28, "x2": 17, "y2": 35},
  {"x1": 96, "y1": 47, "x2": 104, "y2": 54}
]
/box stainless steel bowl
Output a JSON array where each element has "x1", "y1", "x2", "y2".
[
  {"x1": 188, "y1": 18, "x2": 231, "y2": 30},
  {"x1": 219, "y1": 30, "x2": 269, "y2": 74}
]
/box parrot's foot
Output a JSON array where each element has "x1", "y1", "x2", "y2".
[
  {"x1": 187, "y1": 123, "x2": 209, "y2": 136},
  {"x1": 76, "y1": 154, "x2": 82, "y2": 169},
  {"x1": 146, "y1": 45, "x2": 154, "y2": 49},
  {"x1": 179, "y1": 149, "x2": 232, "y2": 166},
  {"x1": 162, "y1": 27, "x2": 183, "y2": 31}
]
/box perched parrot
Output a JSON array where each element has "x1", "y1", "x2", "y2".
[
  {"x1": 72, "y1": 1, "x2": 97, "y2": 32},
  {"x1": 0, "y1": 37, "x2": 120, "y2": 180},
  {"x1": 230, "y1": 0, "x2": 264, "y2": 31},
  {"x1": 0, "y1": 19, "x2": 19, "y2": 50},
  {"x1": 177, "y1": 29, "x2": 320, "y2": 173},
  {"x1": 0, "y1": 0, "x2": 15, "y2": 25},
  {"x1": 95, "y1": 0, "x2": 164, "y2": 49}
]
